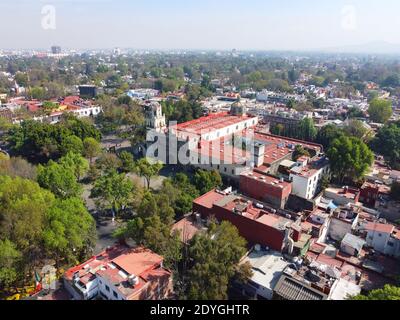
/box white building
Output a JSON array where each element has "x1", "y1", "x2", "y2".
[
  {"x1": 289, "y1": 158, "x2": 330, "y2": 200},
  {"x1": 328, "y1": 208, "x2": 360, "y2": 242},
  {"x1": 241, "y1": 249, "x2": 291, "y2": 300},
  {"x1": 361, "y1": 222, "x2": 400, "y2": 258}
]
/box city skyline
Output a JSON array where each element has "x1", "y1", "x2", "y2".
[{"x1": 1, "y1": 0, "x2": 400, "y2": 53}]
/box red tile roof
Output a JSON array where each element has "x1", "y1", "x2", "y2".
[
  {"x1": 364, "y1": 222, "x2": 395, "y2": 234},
  {"x1": 193, "y1": 190, "x2": 226, "y2": 209},
  {"x1": 112, "y1": 248, "x2": 163, "y2": 276}
]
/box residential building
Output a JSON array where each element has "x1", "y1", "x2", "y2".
[
  {"x1": 328, "y1": 207, "x2": 360, "y2": 242},
  {"x1": 289, "y1": 156, "x2": 330, "y2": 200},
  {"x1": 340, "y1": 233, "x2": 366, "y2": 257},
  {"x1": 324, "y1": 186, "x2": 361, "y2": 206},
  {"x1": 360, "y1": 222, "x2": 400, "y2": 258},
  {"x1": 240, "y1": 249, "x2": 291, "y2": 300},
  {"x1": 239, "y1": 171, "x2": 292, "y2": 209},
  {"x1": 63, "y1": 245, "x2": 173, "y2": 300},
  {"x1": 192, "y1": 190, "x2": 306, "y2": 253}
]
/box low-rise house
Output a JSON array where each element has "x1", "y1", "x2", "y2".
[
  {"x1": 239, "y1": 171, "x2": 292, "y2": 209},
  {"x1": 325, "y1": 186, "x2": 361, "y2": 206},
  {"x1": 328, "y1": 207, "x2": 360, "y2": 242},
  {"x1": 289, "y1": 156, "x2": 330, "y2": 200},
  {"x1": 193, "y1": 190, "x2": 305, "y2": 253},
  {"x1": 63, "y1": 245, "x2": 173, "y2": 300},
  {"x1": 340, "y1": 233, "x2": 366, "y2": 257},
  {"x1": 361, "y1": 222, "x2": 400, "y2": 258},
  {"x1": 240, "y1": 249, "x2": 291, "y2": 300}
]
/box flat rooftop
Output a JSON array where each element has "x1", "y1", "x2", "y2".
[
  {"x1": 241, "y1": 171, "x2": 291, "y2": 189},
  {"x1": 243, "y1": 250, "x2": 290, "y2": 295}
]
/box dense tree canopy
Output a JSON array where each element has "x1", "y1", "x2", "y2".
[
  {"x1": 134, "y1": 158, "x2": 163, "y2": 189},
  {"x1": 90, "y1": 169, "x2": 137, "y2": 218},
  {"x1": 184, "y1": 221, "x2": 247, "y2": 300},
  {"x1": 351, "y1": 285, "x2": 400, "y2": 300},
  {"x1": 193, "y1": 169, "x2": 223, "y2": 195},
  {"x1": 8, "y1": 116, "x2": 101, "y2": 162},
  {"x1": 0, "y1": 175, "x2": 95, "y2": 290},
  {"x1": 371, "y1": 121, "x2": 400, "y2": 169},
  {"x1": 316, "y1": 124, "x2": 345, "y2": 150},
  {"x1": 37, "y1": 159, "x2": 82, "y2": 199},
  {"x1": 327, "y1": 135, "x2": 374, "y2": 184},
  {"x1": 368, "y1": 98, "x2": 393, "y2": 124}
]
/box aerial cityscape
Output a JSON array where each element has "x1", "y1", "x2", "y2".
[{"x1": 1, "y1": 0, "x2": 400, "y2": 308}]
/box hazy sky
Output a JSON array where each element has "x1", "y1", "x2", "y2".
[{"x1": 1, "y1": 0, "x2": 400, "y2": 51}]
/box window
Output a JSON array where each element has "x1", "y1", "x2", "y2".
[
  {"x1": 378, "y1": 233, "x2": 382, "y2": 237},
  {"x1": 388, "y1": 242, "x2": 394, "y2": 247},
  {"x1": 105, "y1": 285, "x2": 110, "y2": 292},
  {"x1": 113, "y1": 291, "x2": 118, "y2": 299}
]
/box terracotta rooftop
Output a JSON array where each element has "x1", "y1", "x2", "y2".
[
  {"x1": 364, "y1": 222, "x2": 395, "y2": 234},
  {"x1": 175, "y1": 112, "x2": 257, "y2": 135}
]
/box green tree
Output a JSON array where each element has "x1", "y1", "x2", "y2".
[
  {"x1": 60, "y1": 135, "x2": 84, "y2": 156},
  {"x1": 37, "y1": 160, "x2": 82, "y2": 199},
  {"x1": 0, "y1": 240, "x2": 21, "y2": 289},
  {"x1": 0, "y1": 176, "x2": 52, "y2": 286},
  {"x1": 327, "y1": 135, "x2": 374, "y2": 183},
  {"x1": 343, "y1": 120, "x2": 371, "y2": 142},
  {"x1": 134, "y1": 158, "x2": 163, "y2": 189},
  {"x1": 0, "y1": 117, "x2": 13, "y2": 131},
  {"x1": 298, "y1": 118, "x2": 317, "y2": 141},
  {"x1": 271, "y1": 123, "x2": 285, "y2": 136},
  {"x1": 185, "y1": 221, "x2": 247, "y2": 300},
  {"x1": 43, "y1": 197, "x2": 96, "y2": 266},
  {"x1": 368, "y1": 98, "x2": 393, "y2": 124},
  {"x1": 83, "y1": 137, "x2": 101, "y2": 164},
  {"x1": 90, "y1": 170, "x2": 136, "y2": 218},
  {"x1": 293, "y1": 145, "x2": 310, "y2": 161},
  {"x1": 59, "y1": 152, "x2": 89, "y2": 181},
  {"x1": 96, "y1": 152, "x2": 122, "y2": 173},
  {"x1": 351, "y1": 285, "x2": 400, "y2": 300},
  {"x1": 193, "y1": 170, "x2": 222, "y2": 194},
  {"x1": 391, "y1": 182, "x2": 400, "y2": 202},
  {"x1": 347, "y1": 107, "x2": 364, "y2": 119},
  {"x1": 316, "y1": 124, "x2": 344, "y2": 150},
  {"x1": 0, "y1": 156, "x2": 37, "y2": 180},
  {"x1": 372, "y1": 122, "x2": 400, "y2": 168},
  {"x1": 29, "y1": 86, "x2": 46, "y2": 100},
  {"x1": 119, "y1": 151, "x2": 135, "y2": 173}
]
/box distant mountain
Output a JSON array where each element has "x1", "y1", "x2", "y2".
[{"x1": 320, "y1": 41, "x2": 400, "y2": 55}]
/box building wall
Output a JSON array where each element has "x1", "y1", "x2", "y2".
[
  {"x1": 63, "y1": 278, "x2": 99, "y2": 300},
  {"x1": 340, "y1": 243, "x2": 357, "y2": 256},
  {"x1": 193, "y1": 203, "x2": 286, "y2": 251},
  {"x1": 96, "y1": 275, "x2": 127, "y2": 300},
  {"x1": 324, "y1": 190, "x2": 359, "y2": 207},
  {"x1": 290, "y1": 174, "x2": 310, "y2": 199},
  {"x1": 63, "y1": 279, "x2": 84, "y2": 300},
  {"x1": 239, "y1": 174, "x2": 291, "y2": 209},
  {"x1": 328, "y1": 218, "x2": 353, "y2": 242},
  {"x1": 366, "y1": 230, "x2": 391, "y2": 253}
]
